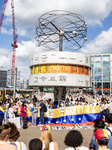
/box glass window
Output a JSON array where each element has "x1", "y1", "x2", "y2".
[
  {"x1": 103, "y1": 82, "x2": 110, "y2": 88},
  {"x1": 92, "y1": 63, "x2": 94, "y2": 67},
  {"x1": 103, "y1": 69, "x2": 110, "y2": 74},
  {"x1": 92, "y1": 76, "x2": 94, "y2": 81},
  {"x1": 95, "y1": 69, "x2": 102, "y2": 74},
  {"x1": 91, "y1": 69, "x2": 94, "y2": 74},
  {"x1": 102, "y1": 55, "x2": 110, "y2": 61},
  {"x1": 103, "y1": 75, "x2": 110, "y2": 81},
  {"x1": 95, "y1": 75, "x2": 102, "y2": 81},
  {"x1": 103, "y1": 62, "x2": 110, "y2": 68},
  {"x1": 94, "y1": 62, "x2": 102, "y2": 68},
  {"x1": 95, "y1": 82, "x2": 102, "y2": 88},
  {"x1": 94, "y1": 55, "x2": 101, "y2": 61}
]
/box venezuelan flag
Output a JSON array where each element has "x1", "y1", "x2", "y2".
[
  {"x1": 0, "y1": 106, "x2": 4, "y2": 116},
  {"x1": 36, "y1": 105, "x2": 102, "y2": 125},
  {"x1": 17, "y1": 105, "x2": 102, "y2": 125}
]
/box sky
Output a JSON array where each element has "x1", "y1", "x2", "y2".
[{"x1": 0, "y1": 0, "x2": 112, "y2": 82}]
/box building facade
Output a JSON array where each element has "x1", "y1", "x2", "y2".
[
  {"x1": 88, "y1": 53, "x2": 112, "y2": 95},
  {"x1": 7, "y1": 69, "x2": 21, "y2": 88},
  {"x1": 0, "y1": 70, "x2": 7, "y2": 87}
]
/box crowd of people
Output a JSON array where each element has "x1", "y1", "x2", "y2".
[
  {"x1": 0, "y1": 115, "x2": 112, "y2": 150},
  {"x1": 0, "y1": 93, "x2": 112, "y2": 149},
  {"x1": 0, "y1": 93, "x2": 112, "y2": 126}
]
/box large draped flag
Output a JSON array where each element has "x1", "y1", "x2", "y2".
[{"x1": 22, "y1": 105, "x2": 102, "y2": 125}]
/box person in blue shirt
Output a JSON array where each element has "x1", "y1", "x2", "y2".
[
  {"x1": 89, "y1": 118, "x2": 112, "y2": 150},
  {"x1": 31, "y1": 103, "x2": 38, "y2": 127},
  {"x1": 38, "y1": 100, "x2": 45, "y2": 125},
  {"x1": 94, "y1": 129, "x2": 109, "y2": 150}
]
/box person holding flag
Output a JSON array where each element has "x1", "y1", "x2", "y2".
[{"x1": 0, "y1": 102, "x2": 5, "y2": 126}]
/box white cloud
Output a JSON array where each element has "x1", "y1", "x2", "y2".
[
  {"x1": 0, "y1": 55, "x2": 11, "y2": 69},
  {"x1": 14, "y1": 40, "x2": 43, "y2": 80},
  {"x1": 1, "y1": 0, "x2": 112, "y2": 82},
  {"x1": 80, "y1": 27, "x2": 112, "y2": 54},
  {"x1": 16, "y1": 40, "x2": 43, "y2": 60},
  {"x1": 0, "y1": 47, "x2": 10, "y2": 55},
  {"x1": 4, "y1": 0, "x2": 112, "y2": 37}
]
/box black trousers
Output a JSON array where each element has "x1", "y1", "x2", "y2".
[{"x1": 0, "y1": 116, "x2": 4, "y2": 126}]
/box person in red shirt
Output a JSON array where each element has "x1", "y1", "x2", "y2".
[{"x1": 20, "y1": 102, "x2": 27, "y2": 126}]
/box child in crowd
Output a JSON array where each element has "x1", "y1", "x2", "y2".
[{"x1": 29, "y1": 138, "x2": 42, "y2": 150}]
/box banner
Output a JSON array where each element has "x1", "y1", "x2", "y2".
[
  {"x1": 22, "y1": 105, "x2": 102, "y2": 125},
  {"x1": 8, "y1": 117, "x2": 21, "y2": 128}
]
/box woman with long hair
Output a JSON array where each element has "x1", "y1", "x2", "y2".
[
  {"x1": 8, "y1": 103, "x2": 15, "y2": 119},
  {"x1": 7, "y1": 122, "x2": 28, "y2": 150},
  {"x1": 20, "y1": 101, "x2": 27, "y2": 126},
  {"x1": 40, "y1": 125, "x2": 59, "y2": 150}
]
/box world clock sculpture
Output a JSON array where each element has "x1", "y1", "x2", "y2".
[{"x1": 29, "y1": 10, "x2": 91, "y2": 101}]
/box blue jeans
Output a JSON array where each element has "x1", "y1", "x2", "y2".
[
  {"x1": 40, "y1": 111, "x2": 44, "y2": 125},
  {"x1": 32, "y1": 112, "x2": 37, "y2": 126}
]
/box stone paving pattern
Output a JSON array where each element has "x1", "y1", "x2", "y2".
[{"x1": 18, "y1": 126, "x2": 93, "y2": 149}]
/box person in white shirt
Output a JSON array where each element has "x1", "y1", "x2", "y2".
[
  {"x1": 64, "y1": 130, "x2": 89, "y2": 150},
  {"x1": 93, "y1": 98, "x2": 97, "y2": 106},
  {"x1": 8, "y1": 103, "x2": 15, "y2": 119},
  {"x1": 28, "y1": 100, "x2": 33, "y2": 111},
  {"x1": 101, "y1": 100, "x2": 109, "y2": 120},
  {"x1": 105, "y1": 113, "x2": 112, "y2": 136},
  {"x1": 4, "y1": 100, "x2": 9, "y2": 123}
]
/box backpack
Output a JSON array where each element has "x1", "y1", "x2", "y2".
[
  {"x1": 23, "y1": 117, "x2": 28, "y2": 129},
  {"x1": 44, "y1": 104, "x2": 47, "y2": 112},
  {"x1": 106, "y1": 126, "x2": 112, "y2": 136}
]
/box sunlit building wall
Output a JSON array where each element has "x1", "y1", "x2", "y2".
[{"x1": 88, "y1": 53, "x2": 112, "y2": 95}]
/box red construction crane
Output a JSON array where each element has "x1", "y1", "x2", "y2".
[
  {"x1": 0, "y1": 0, "x2": 18, "y2": 85},
  {"x1": 0, "y1": 0, "x2": 8, "y2": 32},
  {"x1": 11, "y1": 0, "x2": 18, "y2": 85}
]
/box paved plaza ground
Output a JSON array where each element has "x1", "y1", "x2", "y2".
[{"x1": 18, "y1": 125, "x2": 93, "y2": 149}]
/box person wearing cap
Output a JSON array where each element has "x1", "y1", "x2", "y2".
[
  {"x1": 89, "y1": 118, "x2": 112, "y2": 150},
  {"x1": 40, "y1": 125, "x2": 59, "y2": 150},
  {"x1": 95, "y1": 129, "x2": 109, "y2": 150}
]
